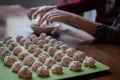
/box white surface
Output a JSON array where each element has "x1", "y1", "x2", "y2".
[{"x1": 7, "y1": 16, "x2": 33, "y2": 40}]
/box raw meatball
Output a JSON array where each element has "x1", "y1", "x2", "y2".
[
  {"x1": 69, "y1": 61, "x2": 81, "y2": 72},
  {"x1": 61, "y1": 55, "x2": 72, "y2": 67},
  {"x1": 0, "y1": 42, "x2": 4, "y2": 47},
  {"x1": 19, "y1": 38, "x2": 26, "y2": 45},
  {"x1": 23, "y1": 55, "x2": 35, "y2": 66},
  {"x1": 18, "y1": 66, "x2": 32, "y2": 79},
  {"x1": 4, "y1": 55, "x2": 17, "y2": 67},
  {"x1": 2, "y1": 36, "x2": 12, "y2": 43},
  {"x1": 0, "y1": 49, "x2": 11, "y2": 61},
  {"x1": 73, "y1": 50, "x2": 86, "y2": 62},
  {"x1": 0, "y1": 47, "x2": 5, "y2": 53},
  {"x1": 24, "y1": 41, "x2": 32, "y2": 49},
  {"x1": 16, "y1": 35, "x2": 23, "y2": 43},
  {"x1": 6, "y1": 39, "x2": 14, "y2": 46},
  {"x1": 53, "y1": 50, "x2": 65, "y2": 61},
  {"x1": 37, "y1": 66, "x2": 49, "y2": 77},
  {"x1": 11, "y1": 61, "x2": 23, "y2": 72},
  {"x1": 28, "y1": 44, "x2": 38, "y2": 53},
  {"x1": 60, "y1": 44, "x2": 68, "y2": 53},
  {"x1": 54, "y1": 41, "x2": 63, "y2": 49},
  {"x1": 33, "y1": 48, "x2": 41, "y2": 57},
  {"x1": 32, "y1": 37, "x2": 39, "y2": 44},
  {"x1": 31, "y1": 61, "x2": 43, "y2": 72},
  {"x1": 8, "y1": 42, "x2": 17, "y2": 51},
  {"x1": 66, "y1": 48, "x2": 76, "y2": 57},
  {"x1": 38, "y1": 53, "x2": 48, "y2": 63},
  {"x1": 18, "y1": 52, "x2": 28, "y2": 60},
  {"x1": 37, "y1": 40, "x2": 46, "y2": 47},
  {"x1": 48, "y1": 38, "x2": 56, "y2": 46},
  {"x1": 39, "y1": 33, "x2": 47, "y2": 40},
  {"x1": 44, "y1": 36, "x2": 52, "y2": 43},
  {"x1": 45, "y1": 57, "x2": 56, "y2": 68},
  {"x1": 13, "y1": 46, "x2": 23, "y2": 56},
  {"x1": 83, "y1": 57, "x2": 95, "y2": 67},
  {"x1": 51, "y1": 64, "x2": 63, "y2": 74},
  {"x1": 48, "y1": 46, "x2": 56, "y2": 56},
  {"x1": 28, "y1": 34, "x2": 37, "y2": 41},
  {"x1": 43, "y1": 44, "x2": 50, "y2": 51}
]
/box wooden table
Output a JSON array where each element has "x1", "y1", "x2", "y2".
[{"x1": 0, "y1": 6, "x2": 120, "y2": 80}]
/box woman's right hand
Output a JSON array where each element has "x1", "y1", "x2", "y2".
[{"x1": 27, "y1": 5, "x2": 57, "y2": 20}]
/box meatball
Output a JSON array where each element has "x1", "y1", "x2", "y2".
[
  {"x1": 19, "y1": 38, "x2": 26, "y2": 45},
  {"x1": 23, "y1": 55, "x2": 35, "y2": 66},
  {"x1": 48, "y1": 38, "x2": 56, "y2": 46},
  {"x1": 38, "y1": 53, "x2": 48, "y2": 63},
  {"x1": 0, "y1": 49, "x2": 11, "y2": 61},
  {"x1": 6, "y1": 39, "x2": 14, "y2": 46},
  {"x1": 60, "y1": 44, "x2": 68, "y2": 53},
  {"x1": 66, "y1": 48, "x2": 76, "y2": 57},
  {"x1": 28, "y1": 44, "x2": 38, "y2": 53},
  {"x1": 18, "y1": 66, "x2": 32, "y2": 79},
  {"x1": 16, "y1": 35, "x2": 23, "y2": 43},
  {"x1": 39, "y1": 33, "x2": 47, "y2": 40},
  {"x1": 11, "y1": 61, "x2": 23, "y2": 72},
  {"x1": 2, "y1": 36, "x2": 12, "y2": 43},
  {"x1": 4, "y1": 55, "x2": 17, "y2": 67},
  {"x1": 31, "y1": 37, "x2": 39, "y2": 44},
  {"x1": 43, "y1": 44, "x2": 50, "y2": 51},
  {"x1": 54, "y1": 41, "x2": 63, "y2": 49},
  {"x1": 28, "y1": 34, "x2": 37, "y2": 41},
  {"x1": 61, "y1": 55, "x2": 72, "y2": 67},
  {"x1": 13, "y1": 46, "x2": 23, "y2": 56},
  {"x1": 0, "y1": 47, "x2": 5, "y2": 53},
  {"x1": 37, "y1": 66, "x2": 49, "y2": 77},
  {"x1": 68, "y1": 61, "x2": 81, "y2": 72},
  {"x1": 37, "y1": 40, "x2": 46, "y2": 47},
  {"x1": 24, "y1": 41, "x2": 32, "y2": 49},
  {"x1": 45, "y1": 57, "x2": 56, "y2": 68},
  {"x1": 44, "y1": 36, "x2": 52, "y2": 43},
  {"x1": 47, "y1": 46, "x2": 56, "y2": 56},
  {"x1": 33, "y1": 48, "x2": 41, "y2": 57},
  {"x1": 73, "y1": 50, "x2": 86, "y2": 62},
  {"x1": 83, "y1": 57, "x2": 95, "y2": 67},
  {"x1": 53, "y1": 50, "x2": 65, "y2": 61},
  {"x1": 8, "y1": 42, "x2": 17, "y2": 51},
  {"x1": 51, "y1": 64, "x2": 63, "y2": 74},
  {"x1": 31, "y1": 61, "x2": 43, "y2": 72},
  {"x1": 18, "y1": 52, "x2": 28, "y2": 60}
]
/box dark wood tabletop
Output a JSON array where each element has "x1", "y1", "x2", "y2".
[{"x1": 0, "y1": 6, "x2": 120, "y2": 80}]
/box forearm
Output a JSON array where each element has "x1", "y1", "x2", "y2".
[{"x1": 74, "y1": 15, "x2": 101, "y2": 35}]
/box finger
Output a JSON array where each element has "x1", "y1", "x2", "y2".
[
  {"x1": 27, "y1": 8, "x2": 38, "y2": 20},
  {"x1": 33, "y1": 6, "x2": 56, "y2": 19},
  {"x1": 46, "y1": 13, "x2": 65, "y2": 24},
  {"x1": 32, "y1": 9, "x2": 42, "y2": 19},
  {"x1": 38, "y1": 9, "x2": 63, "y2": 25}
]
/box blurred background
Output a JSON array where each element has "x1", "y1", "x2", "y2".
[{"x1": 0, "y1": 0, "x2": 96, "y2": 21}]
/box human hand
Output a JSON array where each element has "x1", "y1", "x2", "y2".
[
  {"x1": 27, "y1": 5, "x2": 57, "y2": 20},
  {"x1": 38, "y1": 9, "x2": 78, "y2": 25}
]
